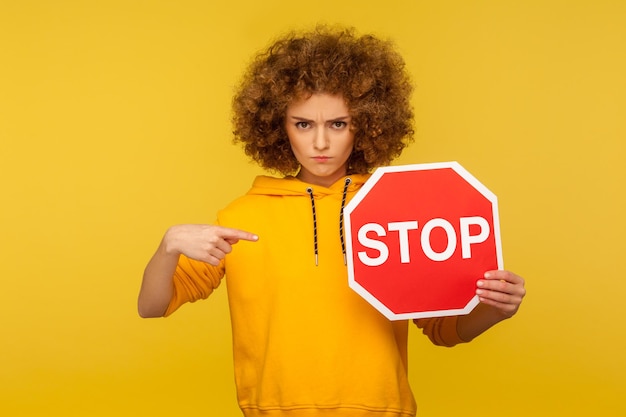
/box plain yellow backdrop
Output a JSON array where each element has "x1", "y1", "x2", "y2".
[{"x1": 1, "y1": 1, "x2": 624, "y2": 416}]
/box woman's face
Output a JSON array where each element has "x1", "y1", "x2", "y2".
[{"x1": 285, "y1": 93, "x2": 355, "y2": 188}]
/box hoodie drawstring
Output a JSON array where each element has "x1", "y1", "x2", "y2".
[
  {"x1": 339, "y1": 177, "x2": 352, "y2": 265},
  {"x1": 306, "y1": 177, "x2": 352, "y2": 266},
  {"x1": 306, "y1": 187, "x2": 319, "y2": 266}
]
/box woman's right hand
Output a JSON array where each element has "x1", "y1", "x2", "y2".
[
  {"x1": 163, "y1": 224, "x2": 259, "y2": 266},
  {"x1": 138, "y1": 224, "x2": 258, "y2": 318}
]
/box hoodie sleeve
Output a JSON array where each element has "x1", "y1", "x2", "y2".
[
  {"x1": 413, "y1": 316, "x2": 468, "y2": 347},
  {"x1": 164, "y1": 254, "x2": 226, "y2": 316}
]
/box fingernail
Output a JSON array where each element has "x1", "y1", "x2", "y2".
[{"x1": 477, "y1": 280, "x2": 484, "y2": 287}]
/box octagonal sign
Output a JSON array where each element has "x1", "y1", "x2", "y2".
[{"x1": 344, "y1": 161, "x2": 503, "y2": 320}]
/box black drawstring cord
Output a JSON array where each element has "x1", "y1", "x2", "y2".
[
  {"x1": 307, "y1": 177, "x2": 352, "y2": 266},
  {"x1": 306, "y1": 187, "x2": 319, "y2": 266},
  {"x1": 339, "y1": 177, "x2": 352, "y2": 265}
]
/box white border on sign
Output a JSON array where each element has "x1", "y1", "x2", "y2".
[{"x1": 344, "y1": 161, "x2": 503, "y2": 320}]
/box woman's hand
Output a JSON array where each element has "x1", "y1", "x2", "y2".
[
  {"x1": 138, "y1": 224, "x2": 258, "y2": 318},
  {"x1": 475, "y1": 270, "x2": 526, "y2": 319},
  {"x1": 163, "y1": 224, "x2": 259, "y2": 266},
  {"x1": 456, "y1": 270, "x2": 526, "y2": 341}
]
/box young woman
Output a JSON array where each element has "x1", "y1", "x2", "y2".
[{"x1": 138, "y1": 27, "x2": 526, "y2": 417}]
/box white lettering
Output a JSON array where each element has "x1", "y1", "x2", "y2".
[
  {"x1": 460, "y1": 216, "x2": 490, "y2": 259},
  {"x1": 357, "y1": 223, "x2": 389, "y2": 266},
  {"x1": 355, "y1": 216, "x2": 491, "y2": 266},
  {"x1": 388, "y1": 221, "x2": 419, "y2": 263},
  {"x1": 421, "y1": 218, "x2": 457, "y2": 261}
]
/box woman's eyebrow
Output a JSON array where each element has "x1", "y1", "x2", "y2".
[
  {"x1": 288, "y1": 115, "x2": 351, "y2": 121},
  {"x1": 288, "y1": 116, "x2": 313, "y2": 121}
]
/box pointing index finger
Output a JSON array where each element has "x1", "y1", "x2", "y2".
[{"x1": 219, "y1": 226, "x2": 259, "y2": 243}]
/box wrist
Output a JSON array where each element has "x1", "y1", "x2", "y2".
[{"x1": 162, "y1": 226, "x2": 183, "y2": 257}]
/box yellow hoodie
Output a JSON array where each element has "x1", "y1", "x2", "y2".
[{"x1": 165, "y1": 175, "x2": 465, "y2": 417}]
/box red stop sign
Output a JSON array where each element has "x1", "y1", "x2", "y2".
[{"x1": 344, "y1": 162, "x2": 503, "y2": 320}]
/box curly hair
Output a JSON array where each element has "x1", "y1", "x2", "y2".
[{"x1": 231, "y1": 26, "x2": 414, "y2": 175}]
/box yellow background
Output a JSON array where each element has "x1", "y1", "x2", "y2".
[{"x1": 1, "y1": 1, "x2": 624, "y2": 416}]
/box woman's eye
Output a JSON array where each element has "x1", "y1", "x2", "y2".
[
  {"x1": 295, "y1": 121, "x2": 310, "y2": 129},
  {"x1": 332, "y1": 121, "x2": 347, "y2": 129}
]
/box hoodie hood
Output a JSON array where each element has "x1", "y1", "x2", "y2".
[{"x1": 246, "y1": 174, "x2": 370, "y2": 266}]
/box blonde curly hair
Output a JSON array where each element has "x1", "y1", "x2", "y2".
[{"x1": 232, "y1": 26, "x2": 414, "y2": 175}]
